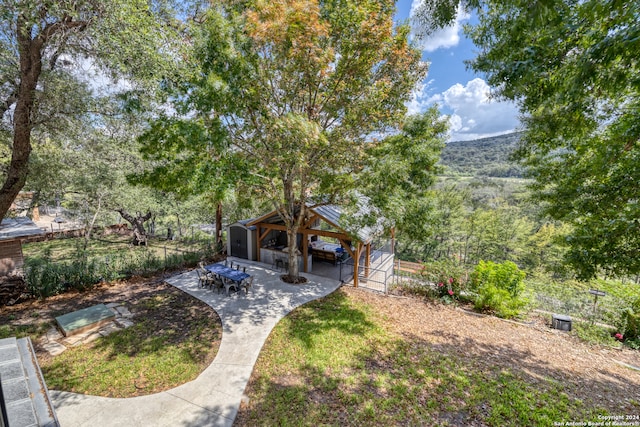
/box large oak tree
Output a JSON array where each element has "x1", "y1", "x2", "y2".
[{"x1": 0, "y1": 0, "x2": 183, "y2": 219}]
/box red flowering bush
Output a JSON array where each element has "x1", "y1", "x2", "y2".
[{"x1": 419, "y1": 259, "x2": 468, "y2": 302}]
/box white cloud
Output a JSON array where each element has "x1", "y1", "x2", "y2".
[
  {"x1": 441, "y1": 78, "x2": 520, "y2": 141},
  {"x1": 405, "y1": 78, "x2": 520, "y2": 141},
  {"x1": 410, "y1": 1, "x2": 469, "y2": 52},
  {"x1": 406, "y1": 77, "x2": 435, "y2": 116}
]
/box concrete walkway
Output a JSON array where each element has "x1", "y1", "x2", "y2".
[{"x1": 50, "y1": 259, "x2": 342, "y2": 426}]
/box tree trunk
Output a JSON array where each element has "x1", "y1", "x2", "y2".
[
  {"x1": 84, "y1": 195, "x2": 103, "y2": 251},
  {"x1": 286, "y1": 225, "x2": 299, "y2": 279},
  {"x1": 215, "y1": 202, "x2": 223, "y2": 249},
  {"x1": 0, "y1": 20, "x2": 43, "y2": 218},
  {"x1": 116, "y1": 209, "x2": 152, "y2": 246}
]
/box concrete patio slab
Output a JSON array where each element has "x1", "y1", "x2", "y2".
[{"x1": 50, "y1": 258, "x2": 342, "y2": 426}]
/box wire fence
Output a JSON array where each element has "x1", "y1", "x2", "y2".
[
  {"x1": 23, "y1": 236, "x2": 221, "y2": 299},
  {"x1": 342, "y1": 244, "x2": 396, "y2": 293},
  {"x1": 391, "y1": 259, "x2": 638, "y2": 330}
]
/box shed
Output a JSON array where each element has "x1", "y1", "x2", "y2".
[
  {"x1": 226, "y1": 219, "x2": 258, "y2": 261},
  {"x1": 0, "y1": 217, "x2": 45, "y2": 276}
]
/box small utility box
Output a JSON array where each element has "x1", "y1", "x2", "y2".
[
  {"x1": 55, "y1": 304, "x2": 115, "y2": 337},
  {"x1": 552, "y1": 314, "x2": 572, "y2": 331}
]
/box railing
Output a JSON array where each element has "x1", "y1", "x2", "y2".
[
  {"x1": 343, "y1": 254, "x2": 395, "y2": 293},
  {"x1": 395, "y1": 260, "x2": 424, "y2": 276},
  {"x1": 0, "y1": 373, "x2": 8, "y2": 427}
]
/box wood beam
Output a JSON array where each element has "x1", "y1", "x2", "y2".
[
  {"x1": 353, "y1": 242, "x2": 363, "y2": 288},
  {"x1": 301, "y1": 214, "x2": 320, "y2": 230},
  {"x1": 338, "y1": 238, "x2": 355, "y2": 259},
  {"x1": 258, "y1": 226, "x2": 272, "y2": 242},
  {"x1": 256, "y1": 227, "x2": 269, "y2": 262},
  {"x1": 253, "y1": 222, "x2": 355, "y2": 242}
]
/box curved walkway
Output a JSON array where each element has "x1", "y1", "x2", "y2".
[{"x1": 50, "y1": 260, "x2": 342, "y2": 426}]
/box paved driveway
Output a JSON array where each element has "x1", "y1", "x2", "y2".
[{"x1": 50, "y1": 260, "x2": 342, "y2": 426}]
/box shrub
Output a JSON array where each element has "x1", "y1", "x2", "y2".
[
  {"x1": 24, "y1": 258, "x2": 102, "y2": 298},
  {"x1": 618, "y1": 297, "x2": 640, "y2": 346},
  {"x1": 393, "y1": 279, "x2": 435, "y2": 299},
  {"x1": 573, "y1": 322, "x2": 618, "y2": 346},
  {"x1": 419, "y1": 258, "x2": 469, "y2": 302},
  {"x1": 23, "y1": 239, "x2": 215, "y2": 300},
  {"x1": 470, "y1": 260, "x2": 528, "y2": 318}
]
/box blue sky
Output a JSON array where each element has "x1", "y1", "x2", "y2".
[{"x1": 395, "y1": 0, "x2": 521, "y2": 141}]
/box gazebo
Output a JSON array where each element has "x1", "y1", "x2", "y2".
[{"x1": 242, "y1": 203, "x2": 387, "y2": 287}]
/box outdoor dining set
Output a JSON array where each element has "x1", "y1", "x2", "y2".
[{"x1": 196, "y1": 260, "x2": 254, "y2": 296}]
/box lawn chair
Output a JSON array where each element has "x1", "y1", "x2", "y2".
[
  {"x1": 212, "y1": 275, "x2": 224, "y2": 294},
  {"x1": 196, "y1": 268, "x2": 207, "y2": 288},
  {"x1": 197, "y1": 266, "x2": 215, "y2": 289},
  {"x1": 240, "y1": 275, "x2": 254, "y2": 295},
  {"x1": 223, "y1": 277, "x2": 239, "y2": 296}
]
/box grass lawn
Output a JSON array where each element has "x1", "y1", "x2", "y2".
[
  {"x1": 0, "y1": 277, "x2": 222, "y2": 398},
  {"x1": 236, "y1": 287, "x2": 640, "y2": 426},
  {"x1": 22, "y1": 234, "x2": 213, "y2": 264}
]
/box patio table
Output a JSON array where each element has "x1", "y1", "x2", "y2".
[{"x1": 205, "y1": 263, "x2": 250, "y2": 295}]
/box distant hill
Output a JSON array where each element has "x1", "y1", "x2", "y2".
[{"x1": 439, "y1": 132, "x2": 524, "y2": 178}]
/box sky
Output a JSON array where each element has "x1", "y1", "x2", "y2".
[{"x1": 395, "y1": 0, "x2": 521, "y2": 142}]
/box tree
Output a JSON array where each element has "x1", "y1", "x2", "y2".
[
  {"x1": 116, "y1": 209, "x2": 153, "y2": 246},
  {"x1": 139, "y1": 0, "x2": 429, "y2": 280},
  {"x1": 136, "y1": 116, "x2": 237, "y2": 251},
  {"x1": 0, "y1": 0, "x2": 182, "y2": 219},
  {"x1": 356, "y1": 109, "x2": 448, "y2": 245},
  {"x1": 460, "y1": 0, "x2": 640, "y2": 279}
]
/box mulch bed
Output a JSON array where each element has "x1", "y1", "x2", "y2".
[
  {"x1": 344, "y1": 286, "x2": 640, "y2": 413},
  {"x1": 281, "y1": 274, "x2": 309, "y2": 284}
]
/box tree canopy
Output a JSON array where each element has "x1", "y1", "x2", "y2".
[
  {"x1": 464, "y1": 0, "x2": 640, "y2": 279},
  {"x1": 356, "y1": 109, "x2": 448, "y2": 240},
  {"x1": 0, "y1": 0, "x2": 184, "y2": 219},
  {"x1": 139, "y1": 0, "x2": 434, "y2": 279}
]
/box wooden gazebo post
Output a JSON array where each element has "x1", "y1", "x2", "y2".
[
  {"x1": 353, "y1": 242, "x2": 365, "y2": 288},
  {"x1": 364, "y1": 243, "x2": 371, "y2": 278}
]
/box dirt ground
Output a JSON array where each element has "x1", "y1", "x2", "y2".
[
  {"x1": 2, "y1": 276, "x2": 639, "y2": 412},
  {"x1": 348, "y1": 286, "x2": 640, "y2": 413},
  {"x1": 0, "y1": 273, "x2": 221, "y2": 364}
]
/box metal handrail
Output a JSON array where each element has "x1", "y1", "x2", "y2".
[{"x1": 0, "y1": 373, "x2": 8, "y2": 427}]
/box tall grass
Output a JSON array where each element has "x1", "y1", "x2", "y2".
[
  {"x1": 527, "y1": 276, "x2": 639, "y2": 327},
  {"x1": 23, "y1": 238, "x2": 216, "y2": 298}
]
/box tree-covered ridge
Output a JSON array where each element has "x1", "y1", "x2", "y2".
[{"x1": 438, "y1": 132, "x2": 523, "y2": 177}]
